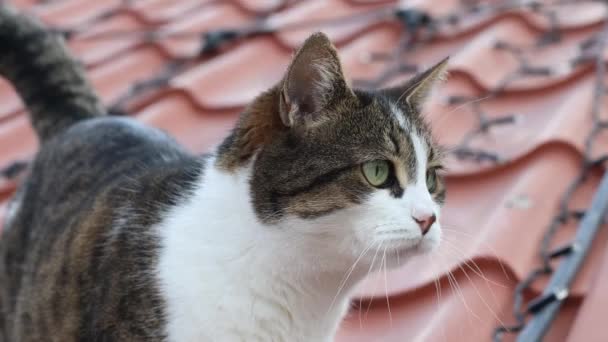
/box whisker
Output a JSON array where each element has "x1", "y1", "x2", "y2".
[
  {"x1": 396, "y1": 243, "x2": 400, "y2": 267},
  {"x1": 382, "y1": 246, "x2": 393, "y2": 327},
  {"x1": 439, "y1": 241, "x2": 508, "y2": 329},
  {"x1": 359, "y1": 243, "x2": 382, "y2": 329},
  {"x1": 429, "y1": 257, "x2": 447, "y2": 342},
  {"x1": 446, "y1": 269, "x2": 481, "y2": 326},
  {"x1": 441, "y1": 226, "x2": 511, "y2": 281},
  {"x1": 364, "y1": 242, "x2": 384, "y2": 321},
  {"x1": 432, "y1": 94, "x2": 494, "y2": 128},
  {"x1": 446, "y1": 241, "x2": 509, "y2": 320},
  {"x1": 326, "y1": 242, "x2": 374, "y2": 318},
  {"x1": 445, "y1": 94, "x2": 493, "y2": 116},
  {"x1": 439, "y1": 246, "x2": 507, "y2": 329},
  {"x1": 440, "y1": 239, "x2": 509, "y2": 289}
]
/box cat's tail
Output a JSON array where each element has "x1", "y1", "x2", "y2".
[{"x1": 0, "y1": 5, "x2": 105, "y2": 142}]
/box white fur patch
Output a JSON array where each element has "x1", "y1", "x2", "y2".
[
  {"x1": 390, "y1": 103, "x2": 408, "y2": 131},
  {"x1": 157, "y1": 158, "x2": 353, "y2": 342},
  {"x1": 411, "y1": 132, "x2": 428, "y2": 183}
]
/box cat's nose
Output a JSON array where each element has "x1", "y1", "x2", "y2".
[{"x1": 413, "y1": 212, "x2": 436, "y2": 235}]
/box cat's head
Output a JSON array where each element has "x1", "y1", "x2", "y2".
[{"x1": 217, "y1": 32, "x2": 447, "y2": 270}]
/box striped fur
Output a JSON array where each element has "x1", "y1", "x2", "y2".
[{"x1": 0, "y1": 5, "x2": 104, "y2": 141}]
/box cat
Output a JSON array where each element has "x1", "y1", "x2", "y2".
[{"x1": 0, "y1": 4, "x2": 447, "y2": 342}]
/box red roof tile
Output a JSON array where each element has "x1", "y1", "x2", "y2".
[
  {"x1": 90, "y1": 46, "x2": 168, "y2": 104},
  {"x1": 267, "y1": 0, "x2": 392, "y2": 48},
  {"x1": 137, "y1": 94, "x2": 238, "y2": 152},
  {"x1": 172, "y1": 37, "x2": 289, "y2": 109},
  {"x1": 157, "y1": 3, "x2": 250, "y2": 58},
  {"x1": 33, "y1": 0, "x2": 123, "y2": 27},
  {"x1": 2, "y1": 1, "x2": 608, "y2": 341},
  {"x1": 69, "y1": 13, "x2": 149, "y2": 66},
  {"x1": 131, "y1": 0, "x2": 215, "y2": 24}
]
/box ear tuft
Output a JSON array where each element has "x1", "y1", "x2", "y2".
[
  {"x1": 387, "y1": 57, "x2": 449, "y2": 111},
  {"x1": 279, "y1": 32, "x2": 351, "y2": 127}
]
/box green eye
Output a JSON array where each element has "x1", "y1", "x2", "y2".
[
  {"x1": 362, "y1": 160, "x2": 390, "y2": 187},
  {"x1": 426, "y1": 168, "x2": 438, "y2": 192}
]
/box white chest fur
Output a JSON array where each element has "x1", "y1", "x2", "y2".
[{"x1": 155, "y1": 157, "x2": 357, "y2": 342}]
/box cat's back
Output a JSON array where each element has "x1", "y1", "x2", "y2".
[{"x1": 0, "y1": 117, "x2": 203, "y2": 341}]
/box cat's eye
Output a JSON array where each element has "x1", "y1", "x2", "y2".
[
  {"x1": 362, "y1": 160, "x2": 391, "y2": 187},
  {"x1": 426, "y1": 168, "x2": 438, "y2": 193}
]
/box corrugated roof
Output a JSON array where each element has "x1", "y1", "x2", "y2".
[{"x1": 1, "y1": 1, "x2": 607, "y2": 341}]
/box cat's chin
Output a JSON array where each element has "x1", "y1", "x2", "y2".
[
  {"x1": 360, "y1": 227, "x2": 441, "y2": 270},
  {"x1": 395, "y1": 240, "x2": 438, "y2": 261}
]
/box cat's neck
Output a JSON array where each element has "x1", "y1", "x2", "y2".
[{"x1": 156, "y1": 156, "x2": 361, "y2": 342}]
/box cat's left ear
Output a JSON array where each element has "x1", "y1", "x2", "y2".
[
  {"x1": 383, "y1": 57, "x2": 449, "y2": 111},
  {"x1": 279, "y1": 32, "x2": 354, "y2": 128}
]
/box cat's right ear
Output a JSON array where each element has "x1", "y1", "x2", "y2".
[
  {"x1": 382, "y1": 57, "x2": 449, "y2": 112},
  {"x1": 279, "y1": 32, "x2": 354, "y2": 128}
]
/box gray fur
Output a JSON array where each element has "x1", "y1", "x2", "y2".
[{"x1": 0, "y1": 5, "x2": 104, "y2": 141}]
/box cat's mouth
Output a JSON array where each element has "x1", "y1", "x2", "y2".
[
  {"x1": 380, "y1": 238, "x2": 423, "y2": 255},
  {"x1": 382, "y1": 234, "x2": 439, "y2": 259}
]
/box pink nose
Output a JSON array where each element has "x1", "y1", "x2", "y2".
[{"x1": 413, "y1": 213, "x2": 436, "y2": 235}]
